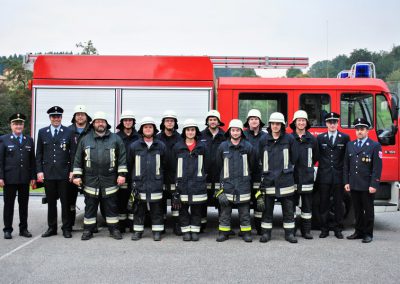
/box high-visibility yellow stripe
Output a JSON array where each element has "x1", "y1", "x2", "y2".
[
  {"x1": 110, "y1": 148, "x2": 116, "y2": 168},
  {"x1": 105, "y1": 186, "x2": 119, "y2": 195},
  {"x1": 118, "y1": 166, "x2": 128, "y2": 173},
  {"x1": 120, "y1": 183, "x2": 128, "y2": 189},
  {"x1": 263, "y1": 150, "x2": 269, "y2": 172},
  {"x1": 283, "y1": 148, "x2": 289, "y2": 170},
  {"x1": 84, "y1": 186, "x2": 98, "y2": 196},
  {"x1": 152, "y1": 224, "x2": 164, "y2": 231},
  {"x1": 197, "y1": 155, "x2": 203, "y2": 177},
  {"x1": 128, "y1": 214, "x2": 134, "y2": 220},
  {"x1": 265, "y1": 187, "x2": 275, "y2": 195},
  {"x1": 177, "y1": 157, "x2": 183, "y2": 178},
  {"x1": 156, "y1": 154, "x2": 160, "y2": 176},
  {"x1": 191, "y1": 225, "x2": 201, "y2": 233},
  {"x1": 215, "y1": 184, "x2": 221, "y2": 190},
  {"x1": 134, "y1": 225, "x2": 144, "y2": 231},
  {"x1": 242, "y1": 154, "x2": 248, "y2": 176},
  {"x1": 223, "y1": 157, "x2": 229, "y2": 178},
  {"x1": 84, "y1": 217, "x2": 96, "y2": 225},
  {"x1": 301, "y1": 212, "x2": 312, "y2": 219},
  {"x1": 280, "y1": 186, "x2": 295, "y2": 195},
  {"x1": 219, "y1": 226, "x2": 231, "y2": 232},
  {"x1": 255, "y1": 190, "x2": 262, "y2": 199},
  {"x1": 301, "y1": 184, "x2": 313, "y2": 191},
  {"x1": 106, "y1": 217, "x2": 119, "y2": 224},
  {"x1": 181, "y1": 226, "x2": 190, "y2": 233},
  {"x1": 170, "y1": 184, "x2": 176, "y2": 191},
  {"x1": 135, "y1": 155, "x2": 141, "y2": 176},
  {"x1": 201, "y1": 218, "x2": 207, "y2": 224},
  {"x1": 171, "y1": 210, "x2": 179, "y2": 217},
  {"x1": 73, "y1": 168, "x2": 83, "y2": 175},
  {"x1": 118, "y1": 214, "x2": 127, "y2": 220},
  {"x1": 240, "y1": 226, "x2": 252, "y2": 232},
  {"x1": 254, "y1": 211, "x2": 262, "y2": 218}
]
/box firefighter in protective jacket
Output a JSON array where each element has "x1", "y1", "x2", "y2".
[
  {"x1": 290, "y1": 110, "x2": 319, "y2": 239},
  {"x1": 215, "y1": 119, "x2": 256, "y2": 243},
  {"x1": 73, "y1": 111, "x2": 127, "y2": 240},
  {"x1": 129, "y1": 117, "x2": 167, "y2": 241},
  {"x1": 172, "y1": 119, "x2": 208, "y2": 241},
  {"x1": 258, "y1": 112, "x2": 299, "y2": 243}
]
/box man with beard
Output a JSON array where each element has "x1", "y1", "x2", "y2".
[
  {"x1": 130, "y1": 117, "x2": 167, "y2": 241},
  {"x1": 316, "y1": 112, "x2": 350, "y2": 239},
  {"x1": 258, "y1": 112, "x2": 299, "y2": 243},
  {"x1": 116, "y1": 110, "x2": 139, "y2": 232},
  {"x1": 215, "y1": 119, "x2": 255, "y2": 242},
  {"x1": 68, "y1": 105, "x2": 92, "y2": 230},
  {"x1": 290, "y1": 110, "x2": 319, "y2": 239},
  {"x1": 200, "y1": 110, "x2": 226, "y2": 232},
  {"x1": 36, "y1": 106, "x2": 75, "y2": 238},
  {"x1": 156, "y1": 110, "x2": 182, "y2": 235},
  {"x1": 0, "y1": 113, "x2": 36, "y2": 239},
  {"x1": 243, "y1": 109, "x2": 267, "y2": 235},
  {"x1": 73, "y1": 112, "x2": 127, "y2": 240}
]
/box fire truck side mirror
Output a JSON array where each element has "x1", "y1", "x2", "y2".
[{"x1": 390, "y1": 94, "x2": 399, "y2": 120}]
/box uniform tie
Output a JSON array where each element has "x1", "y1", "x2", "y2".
[
  {"x1": 54, "y1": 129, "x2": 58, "y2": 137},
  {"x1": 19, "y1": 136, "x2": 22, "y2": 144},
  {"x1": 357, "y1": 140, "x2": 362, "y2": 148},
  {"x1": 329, "y1": 135, "x2": 334, "y2": 144}
]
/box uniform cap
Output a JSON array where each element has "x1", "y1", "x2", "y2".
[
  {"x1": 47, "y1": 106, "x2": 64, "y2": 116},
  {"x1": 324, "y1": 112, "x2": 340, "y2": 121},
  {"x1": 9, "y1": 113, "x2": 26, "y2": 123},
  {"x1": 353, "y1": 117, "x2": 370, "y2": 128}
]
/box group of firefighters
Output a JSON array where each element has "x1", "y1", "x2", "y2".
[{"x1": 0, "y1": 104, "x2": 382, "y2": 244}]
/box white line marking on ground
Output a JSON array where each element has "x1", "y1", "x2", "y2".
[{"x1": 0, "y1": 212, "x2": 84, "y2": 261}]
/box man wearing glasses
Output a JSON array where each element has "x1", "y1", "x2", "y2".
[{"x1": 316, "y1": 112, "x2": 350, "y2": 239}]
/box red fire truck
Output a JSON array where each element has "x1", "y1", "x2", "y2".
[{"x1": 26, "y1": 55, "x2": 399, "y2": 215}]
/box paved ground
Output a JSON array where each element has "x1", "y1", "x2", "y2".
[{"x1": 0, "y1": 196, "x2": 399, "y2": 283}]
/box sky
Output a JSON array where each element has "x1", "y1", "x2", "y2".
[{"x1": 1, "y1": 0, "x2": 399, "y2": 77}]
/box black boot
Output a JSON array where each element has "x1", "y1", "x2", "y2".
[
  {"x1": 182, "y1": 232, "x2": 191, "y2": 241},
  {"x1": 254, "y1": 218, "x2": 262, "y2": 235},
  {"x1": 81, "y1": 230, "x2": 93, "y2": 241},
  {"x1": 173, "y1": 221, "x2": 182, "y2": 236},
  {"x1": 242, "y1": 232, "x2": 252, "y2": 243},
  {"x1": 285, "y1": 230, "x2": 298, "y2": 243},
  {"x1": 131, "y1": 231, "x2": 142, "y2": 241},
  {"x1": 110, "y1": 229, "x2": 123, "y2": 240},
  {"x1": 259, "y1": 230, "x2": 271, "y2": 243},
  {"x1": 301, "y1": 220, "x2": 313, "y2": 239},
  {"x1": 191, "y1": 232, "x2": 199, "y2": 241},
  {"x1": 216, "y1": 231, "x2": 229, "y2": 242},
  {"x1": 153, "y1": 231, "x2": 162, "y2": 241}
]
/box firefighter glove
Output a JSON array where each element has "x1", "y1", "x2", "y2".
[
  {"x1": 255, "y1": 190, "x2": 265, "y2": 212},
  {"x1": 215, "y1": 189, "x2": 229, "y2": 207},
  {"x1": 171, "y1": 192, "x2": 181, "y2": 210}
]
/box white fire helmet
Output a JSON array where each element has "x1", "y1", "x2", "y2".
[
  {"x1": 268, "y1": 112, "x2": 286, "y2": 125},
  {"x1": 205, "y1": 110, "x2": 225, "y2": 126}
]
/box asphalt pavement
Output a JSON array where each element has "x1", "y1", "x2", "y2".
[{"x1": 0, "y1": 196, "x2": 399, "y2": 283}]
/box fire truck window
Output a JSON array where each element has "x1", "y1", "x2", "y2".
[
  {"x1": 238, "y1": 93, "x2": 287, "y2": 127},
  {"x1": 340, "y1": 93, "x2": 373, "y2": 128},
  {"x1": 376, "y1": 94, "x2": 394, "y2": 141},
  {"x1": 299, "y1": 94, "x2": 330, "y2": 127}
]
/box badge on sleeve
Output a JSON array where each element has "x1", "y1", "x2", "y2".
[{"x1": 379, "y1": 151, "x2": 382, "y2": 159}]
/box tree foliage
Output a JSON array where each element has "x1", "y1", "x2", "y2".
[
  {"x1": 286, "y1": 68, "x2": 302, "y2": 78},
  {"x1": 76, "y1": 40, "x2": 98, "y2": 55}
]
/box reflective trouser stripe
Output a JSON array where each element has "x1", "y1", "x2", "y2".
[
  {"x1": 119, "y1": 214, "x2": 127, "y2": 220},
  {"x1": 240, "y1": 225, "x2": 252, "y2": 232},
  {"x1": 105, "y1": 186, "x2": 118, "y2": 195},
  {"x1": 84, "y1": 217, "x2": 96, "y2": 225},
  {"x1": 155, "y1": 154, "x2": 160, "y2": 176},
  {"x1": 181, "y1": 226, "x2": 191, "y2": 233},
  {"x1": 170, "y1": 184, "x2": 176, "y2": 191},
  {"x1": 135, "y1": 155, "x2": 141, "y2": 176},
  {"x1": 201, "y1": 218, "x2": 207, "y2": 224},
  {"x1": 106, "y1": 217, "x2": 119, "y2": 224},
  {"x1": 253, "y1": 182, "x2": 261, "y2": 189},
  {"x1": 283, "y1": 148, "x2": 289, "y2": 169},
  {"x1": 265, "y1": 187, "x2": 275, "y2": 195},
  {"x1": 283, "y1": 222, "x2": 295, "y2": 229},
  {"x1": 84, "y1": 186, "x2": 98, "y2": 196},
  {"x1": 73, "y1": 168, "x2": 83, "y2": 175},
  {"x1": 301, "y1": 184, "x2": 313, "y2": 192},
  {"x1": 226, "y1": 193, "x2": 251, "y2": 202},
  {"x1": 191, "y1": 225, "x2": 201, "y2": 233},
  {"x1": 172, "y1": 210, "x2": 179, "y2": 217},
  {"x1": 180, "y1": 194, "x2": 208, "y2": 202},
  {"x1": 134, "y1": 225, "x2": 144, "y2": 232},
  {"x1": 261, "y1": 222, "x2": 272, "y2": 229},
  {"x1": 152, "y1": 224, "x2": 164, "y2": 231},
  {"x1": 177, "y1": 157, "x2": 183, "y2": 178},
  {"x1": 120, "y1": 183, "x2": 128, "y2": 189},
  {"x1": 197, "y1": 155, "x2": 203, "y2": 177},
  {"x1": 128, "y1": 214, "x2": 134, "y2": 220},
  {"x1": 263, "y1": 150, "x2": 269, "y2": 172},
  {"x1": 280, "y1": 186, "x2": 295, "y2": 195},
  {"x1": 139, "y1": 192, "x2": 163, "y2": 201},
  {"x1": 301, "y1": 212, "x2": 312, "y2": 219},
  {"x1": 214, "y1": 184, "x2": 221, "y2": 190},
  {"x1": 206, "y1": 183, "x2": 212, "y2": 190},
  {"x1": 85, "y1": 148, "x2": 91, "y2": 168},
  {"x1": 219, "y1": 225, "x2": 231, "y2": 232},
  {"x1": 308, "y1": 148, "x2": 313, "y2": 168},
  {"x1": 242, "y1": 154, "x2": 248, "y2": 176},
  {"x1": 223, "y1": 157, "x2": 229, "y2": 178},
  {"x1": 254, "y1": 211, "x2": 262, "y2": 219}
]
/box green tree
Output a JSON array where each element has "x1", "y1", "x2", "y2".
[
  {"x1": 386, "y1": 69, "x2": 400, "y2": 81},
  {"x1": 76, "y1": 40, "x2": 98, "y2": 55},
  {"x1": 286, "y1": 68, "x2": 302, "y2": 78}
]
